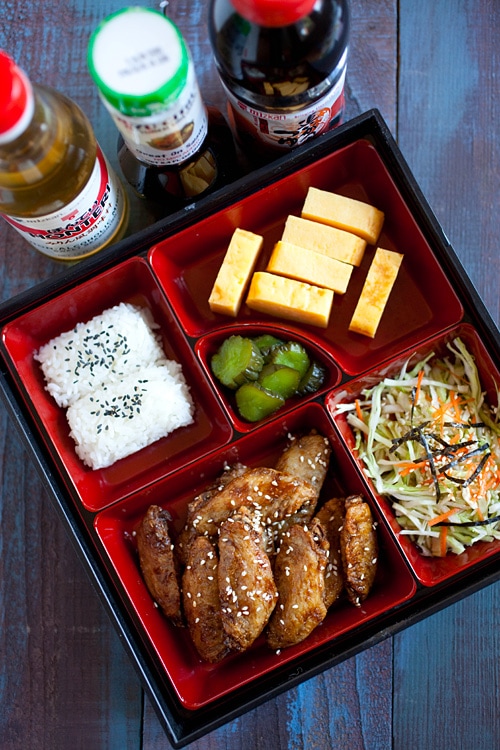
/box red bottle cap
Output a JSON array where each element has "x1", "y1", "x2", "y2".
[
  {"x1": 0, "y1": 50, "x2": 30, "y2": 136},
  {"x1": 230, "y1": 0, "x2": 317, "y2": 27}
]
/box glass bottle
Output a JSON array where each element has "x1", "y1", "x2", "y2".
[
  {"x1": 88, "y1": 7, "x2": 238, "y2": 215},
  {"x1": 208, "y1": 0, "x2": 350, "y2": 162},
  {"x1": 0, "y1": 51, "x2": 128, "y2": 261}
]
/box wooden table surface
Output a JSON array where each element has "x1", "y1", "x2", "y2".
[{"x1": 1, "y1": 1, "x2": 499, "y2": 748}]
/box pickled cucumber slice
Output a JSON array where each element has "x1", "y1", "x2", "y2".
[
  {"x1": 298, "y1": 360, "x2": 326, "y2": 394},
  {"x1": 235, "y1": 382, "x2": 284, "y2": 422},
  {"x1": 253, "y1": 334, "x2": 284, "y2": 358},
  {"x1": 268, "y1": 341, "x2": 310, "y2": 378},
  {"x1": 258, "y1": 364, "x2": 301, "y2": 400},
  {"x1": 211, "y1": 335, "x2": 264, "y2": 389}
]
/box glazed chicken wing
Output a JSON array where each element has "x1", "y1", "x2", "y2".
[
  {"x1": 267, "y1": 518, "x2": 329, "y2": 650},
  {"x1": 314, "y1": 497, "x2": 345, "y2": 608},
  {"x1": 186, "y1": 466, "x2": 317, "y2": 542},
  {"x1": 136, "y1": 504, "x2": 183, "y2": 627},
  {"x1": 218, "y1": 506, "x2": 278, "y2": 653},
  {"x1": 340, "y1": 495, "x2": 378, "y2": 606},
  {"x1": 176, "y1": 463, "x2": 248, "y2": 564},
  {"x1": 182, "y1": 535, "x2": 231, "y2": 663},
  {"x1": 275, "y1": 430, "x2": 331, "y2": 502}
]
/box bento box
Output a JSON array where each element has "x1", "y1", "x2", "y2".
[{"x1": 0, "y1": 110, "x2": 499, "y2": 747}]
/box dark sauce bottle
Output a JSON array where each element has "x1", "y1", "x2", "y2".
[
  {"x1": 116, "y1": 106, "x2": 237, "y2": 213},
  {"x1": 88, "y1": 7, "x2": 238, "y2": 216},
  {"x1": 208, "y1": 0, "x2": 350, "y2": 163}
]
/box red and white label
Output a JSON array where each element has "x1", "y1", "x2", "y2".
[
  {"x1": 102, "y1": 67, "x2": 209, "y2": 167},
  {"x1": 226, "y1": 68, "x2": 346, "y2": 152},
  {"x1": 2, "y1": 147, "x2": 126, "y2": 259}
]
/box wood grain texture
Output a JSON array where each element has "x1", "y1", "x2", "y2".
[
  {"x1": 0, "y1": 1, "x2": 499, "y2": 748},
  {"x1": 398, "y1": 0, "x2": 500, "y2": 327},
  {"x1": 395, "y1": 2, "x2": 500, "y2": 746}
]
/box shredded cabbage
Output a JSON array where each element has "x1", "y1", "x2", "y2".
[{"x1": 335, "y1": 337, "x2": 500, "y2": 556}]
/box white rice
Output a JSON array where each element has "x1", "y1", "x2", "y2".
[
  {"x1": 35, "y1": 302, "x2": 165, "y2": 408},
  {"x1": 36, "y1": 303, "x2": 195, "y2": 470},
  {"x1": 67, "y1": 363, "x2": 194, "y2": 470}
]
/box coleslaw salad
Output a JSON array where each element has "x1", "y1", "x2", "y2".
[{"x1": 335, "y1": 337, "x2": 500, "y2": 556}]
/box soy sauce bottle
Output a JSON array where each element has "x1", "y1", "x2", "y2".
[
  {"x1": 88, "y1": 7, "x2": 238, "y2": 216},
  {"x1": 0, "y1": 51, "x2": 128, "y2": 261},
  {"x1": 208, "y1": 0, "x2": 350, "y2": 163}
]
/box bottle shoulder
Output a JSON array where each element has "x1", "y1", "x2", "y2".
[
  {"x1": 117, "y1": 104, "x2": 238, "y2": 211},
  {"x1": 209, "y1": 0, "x2": 349, "y2": 106},
  {"x1": 0, "y1": 85, "x2": 98, "y2": 216}
]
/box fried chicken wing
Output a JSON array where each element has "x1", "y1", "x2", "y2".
[
  {"x1": 275, "y1": 430, "x2": 331, "y2": 502},
  {"x1": 267, "y1": 519, "x2": 329, "y2": 650},
  {"x1": 218, "y1": 506, "x2": 278, "y2": 653},
  {"x1": 136, "y1": 504, "x2": 183, "y2": 627},
  {"x1": 340, "y1": 495, "x2": 378, "y2": 606},
  {"x1": 314, "y1": 497, "x2": 345, "y2": 608},
  {"x1": 182, "y1": 535, "x2": 231, "y2": 663},
  {"x1": 176, "y1": 463, "x2": 248, "y2": 565},
  {"x1": 186, "y1": 466, "x2": 317, "y2": 542}
]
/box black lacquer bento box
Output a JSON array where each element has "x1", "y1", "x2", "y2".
[{"x1": 0, "y1": 111, "x2": 499, "y2": 747}]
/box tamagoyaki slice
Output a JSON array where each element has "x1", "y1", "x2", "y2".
[
  {"x1": 349, "y1": 247, "x2": 403, "y2": 338},
  {"x1": 266, "y1": 240, "x2": 353, "y2": 294},
  {"x1": 282, "y1": 215, "x2": 367, "y2": 267},
  {"x1": 209, "y1": 228, "x2": 264, "y2": 317},
  {"x1": 246, "y1": 271, "x2": 334, "y2": 329},
  {"x1": 302, "y1": 187, "x2": 385, "y2": 245}
]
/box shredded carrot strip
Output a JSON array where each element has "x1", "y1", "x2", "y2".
[
  {"x1": 355, "y1": 399, "x2": 364, "y2": 422},
  {"x1": 474, "y1": 456, "x2": 499, "y2": 520},
  {"x1": 430, "y1": 389, "x2": 469, "y2": 435},
  {"x1": 428, "y1": 507, "x2": 457, "y2": 527},
  {"x1": 430, "y1": 399, "x2": 451, "y2": 435},
  {"x1": 450, "y1": 390, "x2": 464, "y2": 421},
  {"x1": 397, "y1": 459, "x2": 429, "y2": 477},
  {"x1": 413, "y1": 368, "x2": 424, "y2": 406}
]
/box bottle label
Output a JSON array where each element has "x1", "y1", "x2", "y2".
[
  {"x1": 102, "y1": 67, "x2": 209, "y2": 167},
  {"x1": 1, "y1": 147, "x2": 127, "y2": 260},
  {"x1": 225, "y1": 68, "x2": 347, "y2": 152}
]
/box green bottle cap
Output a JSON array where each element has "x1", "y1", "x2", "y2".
[{"x1": 87, "y1": 7, "x2": 189, "y2": 117}]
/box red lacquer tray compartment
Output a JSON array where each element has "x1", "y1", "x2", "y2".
[
  {"x1": 1, "y1": 257, "x2": 233, "y2": 511},
  {"x1": 149, "y1": 138, "x2": 463, "y2": 376},
  {"x1": 327, "y1": 324, "x2": 500, "y2": 587},
  {"x1": 195, "y1": 322, "x2": 341, "y2": 432},
  {"x1": 94, "y1": 402, "x2": 417, "y2": 710}
]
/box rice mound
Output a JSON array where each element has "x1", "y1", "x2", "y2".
[
  {"x1": 35, "y1": 302, "x2": 165, "y2": 408},
  {"x1": 36, "y1": 304, "x2": 194, "y2": 470},
  {"x1": 67, "y1": 363, "x2": 194, "y2": 470}
]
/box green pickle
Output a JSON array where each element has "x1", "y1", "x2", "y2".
[
  {"x1": 298, "y1": 360, "x2": 326, "y2": 394},
  {"x1": 258, "y1": 363, "x2": 301, "y2": 400},
  {"x1": 235, "y1": 382, "x2": 285, "y2": 422},
  {"x1": 211, "y1": 333, "x2": 326, "y2": 422},
  {"x1": 252, "y1": 334, "x2": 284, "y2": 358},
  {"x1": 211, "y1": 335, "x2": 264, "y2": 389},
  {"x1": 268, "y1": 342, "x2": 310, "y2": 378}
]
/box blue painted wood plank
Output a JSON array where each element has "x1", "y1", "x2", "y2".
[
  {"x1": 394, "y1": 586, "x2": 500, "y2": 749},
  {"x1": 142, "y1": 640, "x2": 393, "y2": 749},
  {"x1": 397, "y1": 0, "x2": 500, "y2": 326},
  {"x1": 0, "y1": 414, "x2": 143, "y2": 749},
  {"x1": 395, "y1": 1, "x2": 500, "y2": 746}
]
